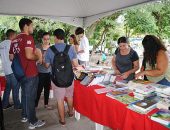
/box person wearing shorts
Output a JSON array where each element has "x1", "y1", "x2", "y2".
[{"x1": 44, "y1": 29, "x2": 79, "y2": 126}]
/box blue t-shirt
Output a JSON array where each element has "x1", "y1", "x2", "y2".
[{"x1": 45, "y1": 43, "x2": 77, "y2": 65}]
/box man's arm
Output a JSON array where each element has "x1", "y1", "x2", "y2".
[
  {"x1": 9, "y1": 54, "x2": 14, "y2": 61},
  {"x1": 25, "y1": 47, "x2": 40, "y2": 60},
  {"x1": 72, "y1": 59, "x2": 79, "y2": 68}
]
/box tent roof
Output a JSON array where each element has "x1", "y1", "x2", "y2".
[{"x1": 0, "y1": 0, "x2": 155, "y2": 27}]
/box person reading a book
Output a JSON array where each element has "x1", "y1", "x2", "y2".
[
  {"x1": 112, "y1": 37, "x2": 139, "y2": 81},
  {"x1": 136, "y1": 35, "x2": 170, "y2": 86}
]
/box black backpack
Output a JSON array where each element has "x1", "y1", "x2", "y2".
[{"x1": 50, "y1": 45, "x2": 74, "y2": 88}]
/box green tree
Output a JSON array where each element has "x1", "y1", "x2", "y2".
[
  {"x1": 124, "y1": 8, "x2": 157, "y2": 37},
  {"x1": 88, "y1": 12, "x2": 121, "y2": 51}
]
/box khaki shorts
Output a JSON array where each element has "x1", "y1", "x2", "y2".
[{"x1": 51, "y1": 81, "x2": 74, "y2": 101}]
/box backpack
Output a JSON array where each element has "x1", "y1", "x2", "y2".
[
  {"x1": 11, "y1": 43, "x2": 27, "y2": 82},
  {"x1": 50, "y1": 45, "x2": 74, "y2": 88}
]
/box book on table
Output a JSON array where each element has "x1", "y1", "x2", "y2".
[
  {"x1": 157, "y1": 97, "x2": 170, "y2": 110},
  {"x1": 80, "y1": 75, "x2": 95, "y2": 86},
  {"x1": 157, "y1": 92, "x2": 170, "y2": 98},
  {"x1": 152, "y1": 84, "x2": 170, "y2": 96},
  {"x1": 98, "y1": 74, "x2": 114, "y2": 86},
  {"x1": 89, "y1": 76, "x2": 105, "y2": 86},
  {"x1": 151, "y1": 109, "x2": 170, "y2": 127},
  {"x1": 106, "y1": 89, "x2": 130, "y2": 99},
  {"x1": 74, "y1": 71, "x2": 88, "y2": 81},
  {"x1": 134, "y1": 92, "x2": 156, "y2": 100},
  {"x1": 111, "y1": 84, "x2": 128, "y2": 90},
  {"x1": 128, "y1": 79, "x2": 153, "y2": 90},
  {"x1": 94, "y1": 87, "x2": 114, "y2": 94},
  {"x1": 132, "y1": 96, "x2": 158, "y2": 113},
  {"x1": 133, "y1": 85, "x2": 155, "y2": 95},
  {"x1": 114, "y1": 94, "x2": 139, "y2": 105}
]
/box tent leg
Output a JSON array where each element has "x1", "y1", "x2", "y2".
[
  {"x1": 75, "y1": 110, "x2": 80, "y2": 120},
  {"x1": 95, "y1": 123, "x2": 104, "y2": 130}
]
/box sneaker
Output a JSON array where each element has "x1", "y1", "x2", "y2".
[
  {"x1": 44, "y1": 105, "x2": 53, "y2": 110},
  {"x1": 28, "y1": 120, "x2": 45, "y2": 129},
  {"x1": 21, "y1": 117, "x2": 28, "y2": 123}
]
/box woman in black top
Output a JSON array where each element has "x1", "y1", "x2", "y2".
[{"x1": 112, "y1": 37, "x2": 139, "y2": 81}]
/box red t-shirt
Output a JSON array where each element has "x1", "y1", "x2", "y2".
[{"x1": 9, "y1": 33, "x2": 38, "y2": 77}]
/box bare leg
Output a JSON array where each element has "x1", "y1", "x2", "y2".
[
  {"x1": 57, "y1": 99, "x2": 65, "y2": 122},
  {"x1": 66, "y1": 97, "x2": 73, "y2": 114}
]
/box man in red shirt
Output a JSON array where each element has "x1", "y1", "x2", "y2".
[{"x1": 9, "y1": 18, "x2": 45, "y2": 129}]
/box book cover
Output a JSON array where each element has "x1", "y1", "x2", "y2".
[
  {"x1": 134, "y1": 85, "x2": 155, "y2": 95},
  {"x1": 132, "y1": 97, "x2": 158, "y2": 112},
  {"x1": 115, "y1": 95, "x2": 139, "y2": 105},
  {"x1": 80, "y1": 75, "x2": 95, "y2": 86},
  {"x1": 153, "y1": 84, "x2": 170, "y2": 95},
  {"x1": 94, "y1": 87, "x2": 114, "y2": 94},
  {"x1": 151, "y1": 109, "x2": 170, "y2": 126},
  {"x1": 106, "y1": 89, "x2": 130, "y2": 98},
  {"x1": 157, "y1": 97, "x2": 170, "y2": 110},
  {"x1": 112, "y1": 84, "x2": 128, "y2": 90},
  {"x1": 134, "y1": 92, "x2": 156, "y2": 100}
]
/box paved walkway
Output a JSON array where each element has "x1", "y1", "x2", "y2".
[{"x1": 3, "y1": 98, "x2": 111, "y2": 130}]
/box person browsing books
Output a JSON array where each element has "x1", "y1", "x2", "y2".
[
  {"x1": 112, "y1": 37, "x2": 139, "y2": 81},
  {"x1": 136, "y1": 35, "x2": 170, "y2": 86}
]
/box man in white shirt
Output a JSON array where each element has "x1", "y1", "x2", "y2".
[
  {"x1": 75, "y1": 27, "x2": 89, "y2": 66},
  {"x1": 0, "y1": 29, "x2": 21, "y2": 109}
]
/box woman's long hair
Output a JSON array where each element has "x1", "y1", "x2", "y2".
[
  {"x1": 142, "y1": 35, "x2": 166, "y2": 69},
  {"x1": 70, "y1": 34, "x2": 79, "y2": 45}
]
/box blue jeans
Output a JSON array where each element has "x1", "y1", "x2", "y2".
[
  {"x1": 2, "y1": 73, "x2": 21, "y2": 109},
  {"x1": 157, "y1": 78, "x2": 170, "y2": 86},
  {"x1": 20, "y1": 76, "x2": 38, "y2": 124}
]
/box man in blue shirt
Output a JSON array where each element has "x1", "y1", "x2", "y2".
[{"x1": 44, "y1": 29, "x2": 79, "y2": 126}]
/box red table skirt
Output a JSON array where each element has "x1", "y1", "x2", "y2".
[{"x1": 73, "y1": 80, "x2": 169, "y2": 130}]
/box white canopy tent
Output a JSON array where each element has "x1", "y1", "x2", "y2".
[{"x1": 0, "y1": 0, "x2": 156, "y2": 27}]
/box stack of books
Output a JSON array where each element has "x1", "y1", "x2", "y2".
[
  {"x1": 128, "y1": 79, "x2": 153, "y2": 90},
  {"x1": 132, "y1": 85, "x2": 156, "y2": 100},
  {"x1": 130, "y1": 96, "x2": 158, "y2": 113},
  {"x1": 152, "y1": 84, "x2": 170, "y2": 98},
  {"x1": 133, "y1": 85, "x2": 155, "y2": 94},
  {"x1": 157, "y1": 97, "x2": 170, "y2": 110},
  {"x1": 133, "y1": 92, "x2": 156, "y2": 100},
  {"x1": 151, "y1": 109, "x2": 170, "y2": 128}
]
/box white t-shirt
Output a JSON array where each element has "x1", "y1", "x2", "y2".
[
  {"x1": 77, "y1": 36, "x2": 89, "y2": 61},
  {"x1": 0, "y1": 40, "x2": 13, "y2": 75}
]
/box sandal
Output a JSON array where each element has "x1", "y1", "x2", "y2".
[
  {"x1": 67, "y1": 111, "x2": 74, "y2": 118},
  {"x1": 59, "y1": 120, "x2": 66, "y2": 126}
]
